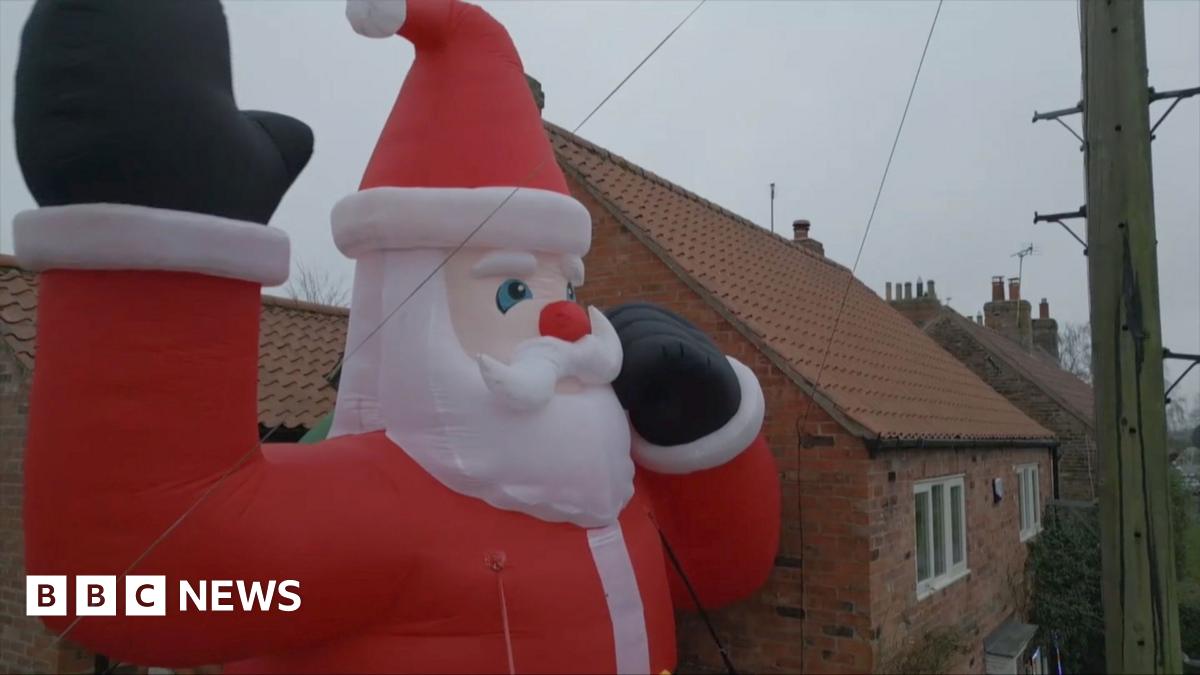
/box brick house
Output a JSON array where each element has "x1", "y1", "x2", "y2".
[
  {"x1": 3, "y1": 119, "x2": 1059, "y2": 673},
  {"x1": 548, "y1": 123, "x2": 1057, "y2": 673},
  {"x1": 0, "y1": 256, "x2": 345, "y2": 673},
  {"x1": 887, "y1": 276, "x2": 1097, "y2": 502}
]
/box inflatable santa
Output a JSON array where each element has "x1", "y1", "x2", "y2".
[{"x1": 14, "y1": 0, "x2": 779, "y2": 672}]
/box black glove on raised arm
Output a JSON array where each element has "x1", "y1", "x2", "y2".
[
  {"x1": 606, "y1": 302, "x2": 742, "y2": 447},
  {"x1": 15, "y1": 0, "x2": 312, "y2": 223}
]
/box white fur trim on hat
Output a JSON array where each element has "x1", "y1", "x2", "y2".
[
  {"x1": 331, "y1": 187, "x2": 592, "y2": 258},
  {"x1": 631, "y1": 357, "x2": 766, "y2": 475},
  {"x1": 14, "y1": 203, "x2": 290, "y2": 285},
  {"x1": 346, "y1": 0, "x2": 407, "y2": 38}
]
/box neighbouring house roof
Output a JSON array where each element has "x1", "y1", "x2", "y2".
[
  {"x1": 549, "y1": 123, "x2": 1053, "y2": 442},
  {"x1": 0, "y1": 255, "x2": 345, "y2": 433},
  {"x1": 926, "y1": 308, "x2": 1095, "y2": 429}
]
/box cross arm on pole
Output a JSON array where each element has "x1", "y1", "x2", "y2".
[
  {"x1": 1033, "y1": 206, "x2": 1088, "y2": 254},
  {"x1": 1148, "y1": 86, "x2": 1199, "y2": 139},
  {"x1": 1163, "y1": 349, "x2": 1200, "y2": 403}
]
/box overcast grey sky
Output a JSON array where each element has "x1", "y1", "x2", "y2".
[{"x1": 0, "y1": 0, "x2": 1196, "y2": 401}]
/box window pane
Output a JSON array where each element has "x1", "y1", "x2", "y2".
[
  {"x1": 1020, "y1": 471, "x2": 1031, "y2": 531},
  {"x1": 915, "y1": 492, "x2": 930, "y2": 581},
  {"x1": 951, "y1": 484, "x2": 964, "y2": 565},
  {"x1": 932, "y1": 485, "x2": 946, "y2": 576},
  {"x1": 1032, "y1": 469, "x2": 1040, "y2": 527}
]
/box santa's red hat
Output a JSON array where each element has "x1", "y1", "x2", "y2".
[{"x1": 332, "y1": 0, "x2": 591, "y2": 259}]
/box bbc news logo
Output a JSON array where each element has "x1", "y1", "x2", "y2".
[{"x1": 27, "y1": 576, "x2": 301, "y2": 617}]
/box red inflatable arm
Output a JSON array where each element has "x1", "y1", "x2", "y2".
[
  {"x1": 24, "y1": 271, "x2": 411, "y2": 667},
  {"x1": 636, "y1": 435, "x2": 780, "y2": 610}
]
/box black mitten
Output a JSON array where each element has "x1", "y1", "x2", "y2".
[
  {"x1": 15, "y1": 0, "x2": 312, "y2": 224},
  {"x1": 606, "y1": 303, "x2": 741, "y2": 446}
]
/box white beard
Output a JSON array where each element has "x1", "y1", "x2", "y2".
[{"x1": 359, "y1": 249, "x2": 634, "y2": 528}]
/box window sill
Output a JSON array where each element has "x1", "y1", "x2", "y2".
[
  {"x1": 1020, "y1": 526, "x2": 1042, "y2": 543},
  {"x1": 916, "y1": 567, "x2": 970, "y2": 601}
]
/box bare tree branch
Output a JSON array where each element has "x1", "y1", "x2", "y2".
[
  {"x1": 1059, "y1": 321, "x2": 1092, "y2": 383},
  {"x1": 284, "y1": 259, "x2": 349, "y2": 308}
]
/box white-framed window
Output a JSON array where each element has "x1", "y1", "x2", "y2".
[
  {"x1": 913, "y1": 474, "x2": 968, "y2": 599},
  {"x1": 1017, "y1": 463, "x2": 1042, "y2": 541}
]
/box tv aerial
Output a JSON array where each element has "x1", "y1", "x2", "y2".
[{"x1": 1011, "y1": 243, "x2": 1037, "y2": 285}]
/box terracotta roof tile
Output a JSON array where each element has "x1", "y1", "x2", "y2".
[
  {"x1": 550, "y1": 125, "x2": 1053, "y2": 442},
  {"x1": 0, "y1": 257, "x2": 38, "y2": 371},
  {"x1": 929, "y1": 308, "x2": 1094, "y2": 428},
  {"x1": 0, "y1": 255, "x2": 346, "y2": 431}
]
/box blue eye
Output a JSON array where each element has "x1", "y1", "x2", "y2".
[
  {"x1": 496, "y1": 278, "x2": 533, "y2": 314},
  {"x1": 567, "y1": 282, "x2": 576, "y2": 301}
]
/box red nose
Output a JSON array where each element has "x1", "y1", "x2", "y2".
[{"x1": 539, "y1": 301, "x2": 591, "y2": 342}]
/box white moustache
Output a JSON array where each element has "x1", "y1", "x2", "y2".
[{"x1": 476, "y1": 306, "x2": 624, "y2": 411}]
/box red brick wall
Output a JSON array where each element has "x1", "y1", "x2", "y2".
[
  {"x1": 0, "y1": 347, "x2": 91, "y2": 673},
  {"x1": 868, "y1": 447, "x2": 1052, "y2": 673}
]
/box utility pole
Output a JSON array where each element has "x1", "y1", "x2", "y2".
[{"x1": 1082, "y1": 1, "x2": 1180, "y2": 672}]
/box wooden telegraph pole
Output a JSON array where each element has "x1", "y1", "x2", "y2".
[{"x1": 1082, "y1": 1, "x2": 1181, "y2": 672}]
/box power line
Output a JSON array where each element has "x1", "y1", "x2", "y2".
[
  {"x1": 793, "y1": 0, "x2": 944, "y2": 668},
  {"x1": 49, "y1": 1, "x2": 707, "y2": 648}
]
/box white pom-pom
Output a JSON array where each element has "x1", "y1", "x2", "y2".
[{"x1": 346, "y1": 0, "x2": 407, "y2": 39}]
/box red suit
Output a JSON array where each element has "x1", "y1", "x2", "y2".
[{"x1": 24, "y1": 269, "x2": 779, "y2": 672}]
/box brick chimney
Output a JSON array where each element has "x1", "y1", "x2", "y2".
[
  {"x1": 887, "y1": 277, "x2": 943, "y2": 326},
  {"x1": 984, "y1": 276, "x2": 1033, "y2": 350},
  {"x1": 792, "y1": 220, "x2": 825, "y2": 256},
  {"x1": 1032, "y1": 297, "x2": 1060, "y2": 363},
  {"x1": 991, "y1": 276, "x2": 1005, "y2": 301}
]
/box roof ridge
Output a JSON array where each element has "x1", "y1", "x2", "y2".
[
  {"x1": 261, "y1": 294, "x2": 350, "y2": 317},
  {"x1": 545, "y1": 121, "x2": 851, "y2": 274}
]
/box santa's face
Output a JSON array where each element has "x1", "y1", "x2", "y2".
[
  {"x1": 371, "y1": 246, "x2": 633, "y2": 527},
  {"x1": 443, "y1": 249, "x2": 623, "y2": 408},
  {"x1": 445, "y1": 249, "x2": 583, "y2": 362}
]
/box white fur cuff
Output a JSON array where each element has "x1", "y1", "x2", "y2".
[
  {"x1": 631, "y1": 357, "x2": 766, "y2": 475},
  {"x1": 14, "y1": 204, "x2": 290, "y2": 285}
]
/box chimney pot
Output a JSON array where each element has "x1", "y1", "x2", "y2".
[
  {"x1": 991, "y1": 276, "x2": 1005, "y2": 301},
  {"x1": 792, "y1": 219, "x2": 811, "y2": 241},
  {"x1": 904, "y1": 282, "x2": 913, "y2": 300},
  {"x1": 976, "y1": 313, "x2": 983, "y2": 325},
  {"x1": 916, "y1": 280, "x2": 925, "y2": 298},
  {"x1": 1039, "y1": 298, "x2": 1050, "y2": 320},
  {"x1": 525, "y1": 74, "x2": 545, "y2": 113},
  {"x1": 886, "y1": 282, "x2": 893, "y2": 301},
  {"x1": 1008, "y1": 277, "x2": 1021, "y2": 301},
  {"x1": 927, "y1": 280, "x2": 936, "y2": 298}
]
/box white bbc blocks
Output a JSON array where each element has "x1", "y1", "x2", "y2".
[{"x1": 26, "y1": 575, "x2": 167, "y2": 616}]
